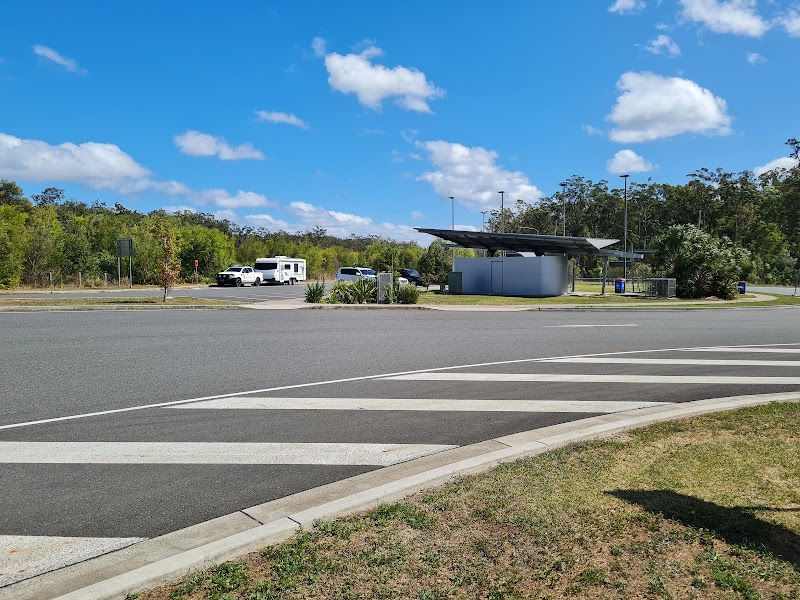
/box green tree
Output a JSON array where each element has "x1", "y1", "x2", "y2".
[
  {"x1": 0, "y1": 180, "x2": 31, "y2": 210},
  {"x1": 0, "y1": 206, "x2": 28, "y2": 287},
  {"x1": 151, "y1": 219, "x2": 182, "y2": 300},
  {"x1": 651, "y1": 225, "x2": 749, "y2": 299},
  {"x1": 23, "y1": 206, "x2": 64, "y2": 285}
]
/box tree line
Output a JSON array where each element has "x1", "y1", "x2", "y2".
[{"x1": 1, "y1": 140, "x2": 798, "y2": 288}]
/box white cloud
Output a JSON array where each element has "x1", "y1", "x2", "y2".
[
  {"x1": 583, "y1": 124, "x2": 604, "y2": 136},
  {"x1": 284, "y1": 200, "x2": 425, "y2": 242},
  {"x1": 33, "y1": 45, "x2": 86, "y2": 74},
  {"x1": 779, "y1": 9, "x2": 800, "y2": 36},
  {"x1": 454, "y1": 224, "x2": 479, "y2": 232},
  {"x1": 679, "y1": 0, "x2": 769, "y2": 37},
  {"x1": 746, "y1": 51, "x2": 765, "y2": 64},
  {"x1": 162, "y1": 205, "x2": 198, "y2": 214},
  {"x1": 255, "y1": 110, "x2": 309, "y2": 129},
  {"x1": 607, "y1": 149, "x2": 656, "y2": 174},
  {"x1": 416, "y1": 140, "x2": 543, "y2": 210},
  {"x1": 754, "y1": 156, "x2": 799, "y2": 177},
  {"x1": 174, "y1": 130, "x2": 264, "y2": 160},
  {"x1": 411, "y1": 211, "x2": 425, "y2": 220},
  {"x1": 244, "y1": 213, "x2": 290, "y2": 229},
  {"x1": 646, "y1": 35, "x2": 681, "y2": 57},
  {"x1": 311, "y1": 37, "x2": 327, "y2": 58},
  {"x1": 609, "y1": 0, "x2": 646, "y2": 14},
  {"x1": 608, "y1": 71, "x2": 732, "y2": 143},
  {"x1": 323, "y1": 45, "x2": 444, "y2": 113},
  {"x1": 0, "y1": 132, "x2": 271, "y2": 210}
]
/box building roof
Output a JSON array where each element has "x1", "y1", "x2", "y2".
[{"x1": 415, "y1": 228, "x2": 643, "y2": 259}]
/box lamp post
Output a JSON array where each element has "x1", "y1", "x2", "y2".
[
  {"x1": 498, "y1": 191, "x2": 505, "y2": 257},
  {"x1": 620, "y1": 174, "x2": 629, "y2": 282},
  {"x1": 480, "y1": 210, "x2": 489, "y2": 232},
  {"x1": 560, "y1": 182, "x2": 567, "y2": 236},
  {"x1": 449, "y1": 196, "x2": 455, "y2": 270}
]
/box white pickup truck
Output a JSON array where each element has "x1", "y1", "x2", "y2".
[{"x1": 215, "y1": 266, "x2": 261, "y2": 287}]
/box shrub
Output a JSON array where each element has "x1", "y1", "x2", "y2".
[
  {"x1": 304, "y1": 281, "x2": 325, "y2": 303},
  {"x1": 397, "y1": 283, "x2": 421, "y2": 304},
  {"x1": 351, "y1": 278, "x2": 377, "y2": 304},
  {"x1": 328, "y1": 280, "x2": 355, "y2": 304}
]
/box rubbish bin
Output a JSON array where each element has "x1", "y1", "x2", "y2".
[
  {"x1": 737, "y1": 281, "x2": 746, "y2": 294},
  {"x1": 614, "y1": 278, "x2": 625, "y2": 294}
]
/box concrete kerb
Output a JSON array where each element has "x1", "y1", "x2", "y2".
[{"x1": 28, "y1": 391, "x2": 798, "y2": 600}]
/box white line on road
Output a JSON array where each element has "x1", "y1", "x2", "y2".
[
  {"x1": 542, "y1": 324, "x2": 639, "y2": 328},
  {"x1": 172, "y1": 397, "x2": 669, "y2": 413},
  {"x1": 0, "y1": 535, "x2": 146, "y2": 587},
  {"x1": 685, "y1": 347, "x2": 800, "y2": 354},
  {"x1": 0, "y1": 442, "x2": 456, "y2": 466},
  {"x1": 384, "y1": 373, "x2": 800, "y2": 385},
  {"x1": 542, "y1": 357, "x2": 800, "y2": 366},
  {"x1": 3, "y1": 343, "x2": 798, "y2": 430}
]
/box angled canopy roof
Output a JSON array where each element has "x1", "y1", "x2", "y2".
[{"x1": 415, "y1": 228, "x2": 642, "y2": 259}]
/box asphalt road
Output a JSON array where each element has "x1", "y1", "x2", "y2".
[{"x1": 1, "y1": 306, "x2": 799, "y2": 590}]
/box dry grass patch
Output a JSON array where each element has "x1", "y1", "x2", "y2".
[
  {"x1": 138, "y1": 402, "x2": 800, "y2": 600},
  {"x1": 0, "y1": 297, "x2": 239, "y2": 307}
]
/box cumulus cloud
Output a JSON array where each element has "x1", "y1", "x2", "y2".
[
  {"x1": 646, "y1": 35, "x2": 681, "y2": 56},
  {"x1": 244, "y1": 213, "x2": 290, "y2": 229},
  {"x1": 607, "y1": 71, "x2": 732, "y2": 143},
  {"x1": 779, "y1": 9, "x2": 800, "y2": 36},
  {"x1": 679, "y1": 0, "x2": 769, "y2": 37},
  {"x1": 416, "y1": 140, "x2": 543, "y2": 210},
  {"x1": 311, "y1": 37, "x2": 327, "y2": 58},
  {"x1": 746, "y1": 51, "x2": 765, "y2": 64},
  {"x1": 609, "y1": 0, "x2": 646, "y2": 14},
  {"x1": 33, "y1": 45, "x2": 86, "y2": 74},
  {"x1": 411, "y1": 211, "x2": 425, "y2": 220},
  {"x1": 174, "y1": 130, "x2": 264, "y2": 160},
  {"x1": 323, "y1": 44, "x2": 444, "y2": 112},
  {"x1": 255, "y1": 110, "x2": 309, "y2": 129},
  {"x1": 0, "y1": 132, "x2": 271, "y2": 210},
  {"x1": 607, "y1": 149, "x2": 656, "y2": 174},
  {"x1": 283, "y1": 200, "x2": 425, "y2": 241},
  {"x1": 583, "y1": 124, "x2": 604, "y2": 136},
  {"x1": 754, "y1": 156, "x2": 799, "y2": 177}
]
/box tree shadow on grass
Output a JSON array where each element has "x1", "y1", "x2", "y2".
[{"x1": 608, "y1": 489, "x2": 800, "y2": 569}]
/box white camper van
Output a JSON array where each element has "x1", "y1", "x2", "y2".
[{"x1": 253, "y1": 256, "x2": 307, "y2": 285}]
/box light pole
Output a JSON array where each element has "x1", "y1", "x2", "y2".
[
  {"x1": 480, "y1": 210, "x2": 489, "y2": 232},
  {"x1": 498, "y1": 191, "x2": 505, "y2": 257},
  {"x1": 449, "y1": 196, "x2": 455, "y2": 270},
  {"x1": 560, "y1": 182, "x2": 567, "y2": 236},
  {"x1": 620, "y1": 174, "x2": 629, "y2": 282}
]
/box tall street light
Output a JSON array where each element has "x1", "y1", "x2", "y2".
[
  {"x1": 480, "y1": 210, "x2": 489, "y2": 232},
  {"x1": 498, "y1": 190, "x2": 505, "y2": 257},
  {"x1": 560, "y1": 182, "x2": 567, "y2": 236},
  {"x1": 449, "y1": 196, "x2": 455, "y2": 270},
  {"x1": 620, "y1": 174, "x2": 629, "y2": 281}
]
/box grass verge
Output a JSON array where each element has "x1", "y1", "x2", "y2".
[
  {"x1": 140, "y1": 402, "x2": 799, "y2": 599},
  {"x1": 0, "y1": 297, "x2": 240, "y2": 307},
  {"x1": 419, "y1": 292, "x2": 800, "y2": 307}
]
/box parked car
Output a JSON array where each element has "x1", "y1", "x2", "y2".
[
  {"x1": 397, "y1": 276, "x2": 409, "y2": 285},
  {"x1": 399, "y1": 268, "x2": 422, "y2": 285},
  {"x1": 335, "y1": 267, "x2": 377, "y2": 282},
  {"x1": 215, "y1": 266, "x2": 260, "y2": 287}
]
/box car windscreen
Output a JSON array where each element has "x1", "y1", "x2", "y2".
[
  {"x1": 404, "y1": 269, "x2": 420, "y2": 277},
  {"x1": 228, "y1": 267, "x2": 242, "y2": 272},
  {"x1": 362, "y1": 269, "x2": 376, "y2": 276},
  {"x1": 255, "y1": 262, "x2": 278, "y2": 270}
]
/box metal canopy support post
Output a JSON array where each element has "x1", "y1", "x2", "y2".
[{"x1": 601, "y1": 257, "x2": 609, "y2": 296}]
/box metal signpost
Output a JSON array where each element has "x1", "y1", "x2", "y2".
[{"x1": 116, "y1": 238, "x2": 134, "y2": 289}]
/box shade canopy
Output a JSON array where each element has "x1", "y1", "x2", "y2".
[{"x1": 415, "y1": 228, "x2": 642, "y2": 259}]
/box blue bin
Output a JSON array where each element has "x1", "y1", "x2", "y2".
[
  {"x1": 614, "y1": 278, "x2": 625, "y2": 294},
  {"x1": 737, "y1": 281, "x2": 746, "y2": 294}
]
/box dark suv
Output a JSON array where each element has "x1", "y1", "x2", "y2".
[{"x1": 399, "y1": 268, "x2": 422, "y2": 285}]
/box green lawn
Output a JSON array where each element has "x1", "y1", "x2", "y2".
[{"x1": 140, "y1": 402, "x2": 800, "y2": 600}]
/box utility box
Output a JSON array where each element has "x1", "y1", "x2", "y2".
[
  {"x1": 447, "y1": 271, "x2": 463, "y2": 295},
  {"x1": 646, "y1": 278, "x2": 677, "y2": 298},
  {"x1": 377, "y1": 272, "x2": 393, "y2": 303}
]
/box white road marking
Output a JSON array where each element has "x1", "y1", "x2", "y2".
[
  {"x1": 3, "y1": 343, "x2": 798, "y2": 431},
  {"x1": 543, "y1": 357, "x2": 800, "y2": 366},
  {"x1": 685, "y1": 347, "x2": 800, "y2": 354},
  {"x1": 0, "y1": 535, "x2": 145, "y2": 587},
  {"x1": 542, "y1": 324, "x2": 639, "y2": 328},
  {"x1": 0, "y1": 442, "x2": 455, "y2": 466},
  {"x1": 384, "y1": 373, "x2": 800, "y2": 385},
  {"x1": 172, "y1": 397, "x2": 669, "y2": 413}
]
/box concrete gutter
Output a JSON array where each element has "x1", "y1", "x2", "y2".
[{"x1": 6, "y1": 391, "x2": 798, "y2": 600}]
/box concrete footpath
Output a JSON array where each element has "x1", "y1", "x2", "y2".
[{"x1": 5, "y1": 391, "x2": 798, "y2": 600}]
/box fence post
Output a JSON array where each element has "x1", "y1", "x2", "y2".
[{"x1": 78, "y1": 272, "x2": 82, "y2": 288}]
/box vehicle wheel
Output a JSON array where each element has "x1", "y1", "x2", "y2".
[
  {"x1": 253, "y1": 278, "x2": 260, "y2": 287},
  {"x1": 235, "y1": 278, "x2": 242, "y2": 287},
  {"x1": 290, "y1": 278, "x2": 296, "y2": 285}
]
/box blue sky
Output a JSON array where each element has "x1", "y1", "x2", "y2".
[{"x1": 2, "y1": 0, "x2": 799, "y2": 243}]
